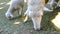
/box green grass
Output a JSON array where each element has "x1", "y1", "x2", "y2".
[{"x1": 0, "y1": 0, "x2": 60, "y2": 34}]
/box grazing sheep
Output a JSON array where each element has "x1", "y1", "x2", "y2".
[
  {"x1": 46, "y1": 0, "x2": 60, "y2": 9},
  {"x1": 5, "y1": 0, "x2": 24, "y2": 19},
  {"x1": 23, "y1": 0, "x2": 53, "y2": 31},
  {"x1": 5, "y1": 0, "x2": 54, "y2": 31},
  {"x1": 57, "y1": 0, "x2": 60, "y2": 7}
]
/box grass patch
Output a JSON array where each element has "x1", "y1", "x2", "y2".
[{"x1": 0, "y1": 0, "x2": 60, "y2": 34}]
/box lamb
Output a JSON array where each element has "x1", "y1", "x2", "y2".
[
  {"x1": 5, "y1": 0, "x2": 24, "y2": 19},
  {"x1": 23, "y1": 0, "x2": 53, "y2": 31}
]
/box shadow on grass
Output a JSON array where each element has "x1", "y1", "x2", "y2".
[{"x1": 41, "y1": 7, "x2": 60, "y2": 31}]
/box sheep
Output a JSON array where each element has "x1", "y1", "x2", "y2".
[
  {"x1": 57, "y1": 0, "x2": 60, "y2": 7},
  {"x1": 5, "y1": 0, "x2": 24, "y2": 19},
  {"x1": 46, "y1": 0, "x2": 60, "y2": 9},
  {"x1": 5, "y1": 0, "x2": 54, "y2": 31},
  {"x1": 23, "y1": 0, "x2": 53, "y2": 31}
]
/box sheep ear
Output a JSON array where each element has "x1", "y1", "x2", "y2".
[{"x1": 43, "y1": 7, "x2": 53, "y2": 12}]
